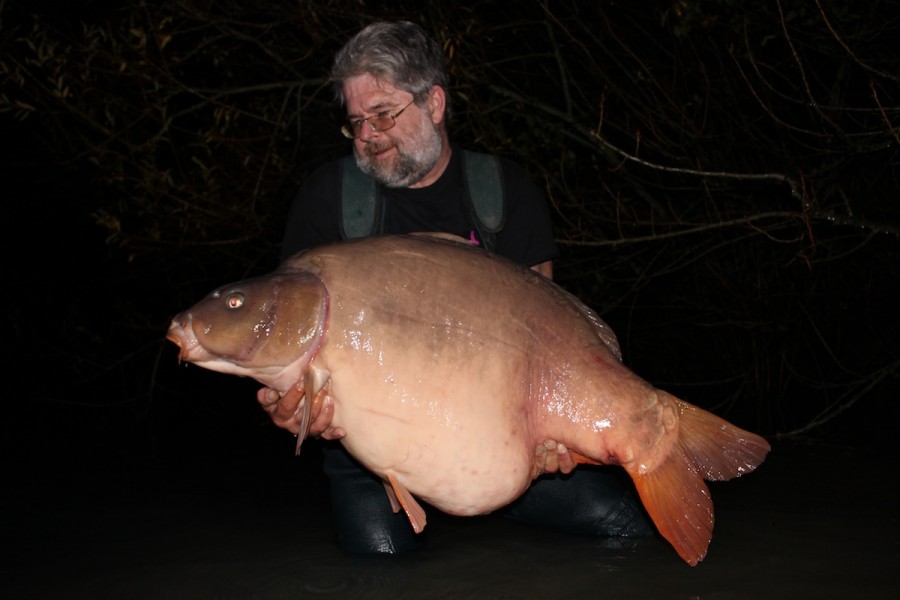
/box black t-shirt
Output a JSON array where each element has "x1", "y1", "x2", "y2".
[{"x1": 280, "y1": 145, "x2": 559, "y2": 268}]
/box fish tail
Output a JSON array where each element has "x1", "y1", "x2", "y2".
[{"x1": 631, "y1": 395, "x2": 770, "y2": 566}]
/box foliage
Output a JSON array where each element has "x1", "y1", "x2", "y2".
[{"x1": 2, "y1": 0, "x2": 899, "y2": 439}]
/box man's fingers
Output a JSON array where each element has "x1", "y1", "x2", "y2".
[
  {"x1": 555, "y1": 442, "x2": 576, "y2": 474},
  {"x1": 257, "y1": 386, "x2": 280, "y2": 408},
  {"x1": 307, "y1": 396, "x2": 335, "y2": 437},
  {"x1": 257, "y1": 385, "x2": 346, "y2": 442},
  {"x1": 274, "y1": 389, "x2": 302, "y2": 423},
  {"x1": 541, "y1": 439, "x2": 560, "y2": 473},
  {"x1": 532, "y1": 439, "x2": 577, "y2": 476},
  {"x1": 319, "y1": 426, "x2": 346, "y2": 441},
  {"x1": 533, "y1": 439, "x2": 559, "y2": 476}
]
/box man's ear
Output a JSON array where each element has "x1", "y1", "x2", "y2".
[{"x1": 427, "y1": 85, "x2": 447, "y2": 125}]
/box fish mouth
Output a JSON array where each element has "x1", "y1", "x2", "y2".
[{"x1": 166, "y1": 315, "x2": 202, "y2": 363}]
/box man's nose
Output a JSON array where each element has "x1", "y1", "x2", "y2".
[{"x1": 357, "y1": 119, "x2": 381, "y2": 142}]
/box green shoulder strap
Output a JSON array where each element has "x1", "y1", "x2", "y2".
[
  {"x1": 460, "y1": 150, "x2": 505, "y2": 250},
  {"x1": 339, "y1": 150, "x2": 505, "y2": 249},
  {"x1": 339, "y1": 155, "x2": 381, "y2": 239}
]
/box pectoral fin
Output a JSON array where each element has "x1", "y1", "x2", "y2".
[{"x1": 292, "y1": 365, "x2": 333, "y2": 455}]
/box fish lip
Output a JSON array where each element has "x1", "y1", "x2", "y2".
[
  {"x1": 166, "y1": 334, "x2": 186, "y2": 363},
  {"x1": 165, "y1": 330, "x2": 184, "y2": 352},
  {"x1": 166, "y1": 315, "x2": 201, "y2": 363}
]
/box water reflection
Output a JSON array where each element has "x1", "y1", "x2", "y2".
[{"x1": 5, "y1": 440, "x2": 897, "y2": 599}]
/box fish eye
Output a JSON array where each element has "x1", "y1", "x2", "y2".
[{"x1": 225, "y1": 292, "x2": 245, "y2": 309}]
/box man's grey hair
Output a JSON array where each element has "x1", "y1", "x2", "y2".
[{"x1": 331, "y1": 21, "x2": 452, "y2": 119}]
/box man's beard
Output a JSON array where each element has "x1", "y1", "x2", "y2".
[{"x1": 356, "y1": 121, "x2": 443, "y2": 188}]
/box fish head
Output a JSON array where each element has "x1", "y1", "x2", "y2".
[{"x1": 166, "y1": 268, "x2": 329, "y2": 392}]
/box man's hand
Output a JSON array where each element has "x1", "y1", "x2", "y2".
[
  {"x1": 257, "y1": 386, "x2": 571, "y2": 468},
  {"x1": 256, "y1": 386, "x2": 345, "y2": 440},
  {"x1": 532, "y1": 439, "x2": 576, "y2": 479}
]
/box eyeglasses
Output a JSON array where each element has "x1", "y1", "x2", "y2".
[{"x1": 341, "y1": 100, "x2": 416, "y2": 139}]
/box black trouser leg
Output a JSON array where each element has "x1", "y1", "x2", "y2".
[
  {"x1": 322, "y1": 442, "x2": 651, "y2": 556},
  {"x1": 502, "y1": 465, "x2": 654, "y2": 538},
  {"x1": 321, "y1": 440, "x2": 422, "y2": 555}
]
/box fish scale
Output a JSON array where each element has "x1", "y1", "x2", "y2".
[{"x1": 167, "y1": 233, "x2": 770, "y2": 566}]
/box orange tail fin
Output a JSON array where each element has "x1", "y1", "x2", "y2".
[{"x1": 631, "y1": 396, "x2": 770, "y2": 566}]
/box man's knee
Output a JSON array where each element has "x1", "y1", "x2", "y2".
[
  {"x1": 502, "y1": 466, "x2": 654, "y2": 538},
  {"x1": 322, "y1": 443, "x2": 423, "y2": 555}
]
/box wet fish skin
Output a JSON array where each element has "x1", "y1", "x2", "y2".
[{"x1": 167, "y1": 233, "x2": 770, "y2": 566}]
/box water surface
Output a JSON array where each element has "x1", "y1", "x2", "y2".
[{"x1": 5, "y1": 439, "x2": 896, "y2": 599}]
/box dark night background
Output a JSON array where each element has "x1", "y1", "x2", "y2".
[{"x1": 2, "y1": 1, "x2": 899, "y2": 598}]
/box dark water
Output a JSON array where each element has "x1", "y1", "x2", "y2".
[{"x1": 4, "y1": 437, "x2": 897, "y2": 599}]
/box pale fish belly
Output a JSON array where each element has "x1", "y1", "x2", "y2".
[
  {"x1": 167, "y1": 235, "x2": 770, "y2": 566},
  {"x1": 323, "y1": 341, "x2": 537, "y2": 516}
]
